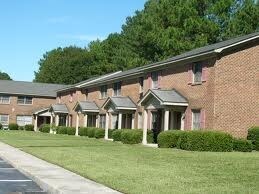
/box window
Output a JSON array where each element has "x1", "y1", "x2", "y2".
[
  {"x1": 16, "y1": 115, "x2": 32, "y2": 126},
  {"x1": 139, "y1": 77, "x2": 144, "y2": 93},
  {"x1": 17, "y1": 96, "x2": 32, "y2": 105},
  {"x1": 0, "y1": 114, "x2": 9, "y2": 126},
  {"x1": 99, "y1": 115, "x2": 106, "y2": 129},
  {"x1": 151, "y1": 72, "x2": 159, "y2": 88},
  {"x1": 59, "y1": 115, "x2": 67, "y2": 126},
  {"x1": 0, "y1": 95, "x2": 10, "y2": 104},
  {"x1": 100, "y1": 85, "x2": 107, "y2": 98},
  {"x1": 192, "y1": 110, "x2": 201, "y2": 130},
  {"x1": 113, "y1": 82, "x2": 121, "y2": 96},
  {"x1": 87, "y1": 115, "x2": 96, "y2": 127},
  {"x1": 193, "y1": 63, "x2": 202, "y2": 83}
]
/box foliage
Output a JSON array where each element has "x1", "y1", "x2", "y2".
[
  {"x1": 121, "y1": 129, "x2": 142, "y2": 144},
  {"x1": 233, "y1": 138, "x2": 253, "y2": 152},
  {"x1": 108, "y1": 129, "x2": 115, "y2": 139},
  {"x1": 0, "y1": 71, "x2": 12, "y2": 80},
  {"x1": 24, "y1": 124, "x2": 34, "y2": 131},
  {"x1": 79, "y1": 127, "x2": 88, "y2": 136},
  {"x1": 8, "y1": 123, "x2": 19, "y2": 130},
  {"x1": 0, "y1": 123, "x2": 2, "y2": 130},
  {"x1": 158, "y1": 130, "x2": 184, "y2": 148},
  {"x1": 39, "y1": 124, "x2": 51, "y2": 133},
  {"x1": 247, "y1": 126, "x2": 259, "y2": 149},
  {"x1": 56, "y1": 126, "x2": 67, "y2": 134},
  {"x1": 147, "y1": 130, "x2": 154, "y2": 143},
  {"x1": 112, "y1": 129, "x2": 123, "y2": 141},
  {"x1": 87, "y1": 127, "x2": 96, "y2": 138},
  {"x1": 94, "y1": 128, "x2": 105, "y2": 139},
  {"x1": 67, "y1": 127, "x2": 76, "y2": 135},
  {"x1": 18, "y1": 126, "x2": 24, "y2": 130},
  {"x1": 34, "y1": 0, "x2": 259, "y2": 84},
  {"x1": 177, "y1": 130, "x2": 233, "y2": 152}
]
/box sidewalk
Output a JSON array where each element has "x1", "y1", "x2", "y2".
[{"x1": 0, "y1": 142, "x2": 121, "y2": 194}]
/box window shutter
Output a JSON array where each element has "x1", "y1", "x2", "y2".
[
  {"x1": 157, "y1": 71, "x2": 162, "y2": 88},
  {"x1": 200, "y1": 109, "x2": 205, "y2": 129},
  {"x1": 147, "y1": 73, "x2": 152, "y2": 88},
  {"x1": 188, "y1": 64, "x2": 193, "y2": 85},
  {"x1": 202, "y1": 63, "x2": 208, "y2": 82}
]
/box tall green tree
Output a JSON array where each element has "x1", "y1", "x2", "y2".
[
  {"x1": 34, "y1": 0, "x2": 259, "y2": 84},
  {"x1": 0, "y1": 71, "x2": 12, "y2": 80}
]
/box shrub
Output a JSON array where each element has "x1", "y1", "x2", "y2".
[
  {"x1": 24, "y1": 124, "x2": 34, "y2": 131},
  {"x1": 112, "y1": 129, "x2": 123, "y2": 141},
  {"x1": 8, "y1": 123, "x2": 19, "y2": 130},
  {"x1": 233, "y1": 138, "x2": 253, "y2": 152},
  {"x1": 94, "y1": 128, "x2": 105, "y2": 138},
  {"x1": 56, "y1": 126, "x2": 67, "y2": 134},
  {"x1": 158, "y1": 130, "x2": 183, "y2": 148},
  {"x1": 247, "y1": 126, "x2": 259, "y2": 149},
  {"x1": 87, "y1": 127, "x2": 96, "y2": 138},
  {"x1": 177, "y1": 131, "x2": 233, "y2": 152},
  {"x1": 108, "y1": 129, "x2": 115, "y2": 139},
  {"x1": 0, "y1": 123, "x2": 2, "y2": 130},
  {"x1": 121, "y1": 129, "x2": 142, "y2": 144},
  {"x1": 147, "y1": 130, "x2": 154, "y2": 143},
  {"x1": 79, "y1": 127, "x2": 88, "y2": 136},
  {"x1": 18, "y1": 126, "x2": 24, "y2": 130},
  {"x1": 67, "y1": 127, "x2": 76, "y2": 135},
  {"x1": 39, "y1": 124, "x2": 50, "y2": 133}
]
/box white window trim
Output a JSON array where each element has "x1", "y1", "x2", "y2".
[
  {"x1": 191, "y1": 109, "x2": 201, "y2": 130},
  {"x1": 192, "y1": 63, "x2": 202, "y2": 84},
  {"x1": 113, "y1": 82, "x2": 121, "y2": 97},
  {"x1": 0, "y1": 114, "x2": 9, "y2": 126},
  {"x1": 0, "y1": 96, "x2": 11, "y2": 104},
  {"x1": 17, "y1": 96, "x2": 33, "y2": 105},
  {"x1": 100, "y1": 85, "x2": 108, "y2": 99}
]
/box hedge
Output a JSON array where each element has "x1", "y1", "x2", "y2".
[
  {"x1": 112, "y1": 129, "x2": 123, "y2": 141},
  {"x1": 108, "y1": 129, "x2": 115, "y2": 139},
  {"x1": 177, "y1": 131, "x2": 233, "y2": 152},
  {"x1": 0, "y1": 123, "x2": 2, "y2": 130},
  {"x1": 233, "y1": 138, "x2": 253, "y2": 152},
  {"x1": 87, "y1": 127, "x2": 96, "y2": 138},
  {"x1": 8, "y1": 123, "x2": 19, "y2": 130},
  {"x1": 18, "y1": 126, "x2": 24, "y2": 130},
  {"x1": 94, "y1": 128, "x2": 105, "y2": 139},
  {"x1": 247, "y1": 126, "x2": 259, "y2": 150},
  {"x1": 121, "y1": 129, "x2": 142, "y2": 144},
  {"x1": 67, "y1": 127, "x2": 76, "y2": 135},
  {"x1": 147, "y1": 130, "x2": 154, "y2": 143},
  {"x1": 39, "y1": 124, "x2": 51, "y2": 133},
  {"x1": 56, "y1": 126, "x2": 67, "y2": 134},
  {"x1": 24, "y1": 124, "x2": 34, "y2": 131},
  {"x1": 79, "y1": 127, "x2": 88, "y2": 136},
  {"x1": 158, "y1": 130, "x2": 183, "y2": 148}
]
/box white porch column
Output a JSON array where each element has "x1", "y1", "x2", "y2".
[
  {"x1": 50, "y1": 115, "x2": 53, "y2": 132},
  {"x1": 131, "y1": 113, "x2": 135, "y2": 129},
  {"x1": 142, "y1": 110, "x2": 148, "y2": 145},
  {"x1": 75, "y1": 113, "x2": 79, "y2": 136},
  {"x1": 95, "y1": 115, "x2": 99, "y2": 128},
  {"x1": 55, "y1": 114, "x2": 59, "y2": 127},
  {"x1": 118, "y1": 112, "x2": 122, "y2": 129},
  {"x1": 68, "y1": 115, "x2": 71, "y2": 127},
  {"x1": 65, "y1": 115, "x2": 68, "y2": 127},
  {"x1": 105, "y1": 112, "x2": 109, "y2": 140},
  {"x1": 164, "y1": 109, "x2": 169, "y2": 131},
  {"x1": 84, "y1": 114, "x2": 88, "y2": 127},
  {"x1": 181, "y1": 112, "x2": 185, "y2": 130},
  {"x1": 34, "y1": 115, "x2": 38, "y2": 131}
]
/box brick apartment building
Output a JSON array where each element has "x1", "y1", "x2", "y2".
[
  {"x1": 1, "y1": 32, "x2": 258, "y2": 143},
  {"x1": 0, "y1": 80, "x2": 66, "y2": 130}
]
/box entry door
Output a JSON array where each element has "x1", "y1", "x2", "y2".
[
  {"x1": 174, "y1": 112, "x2": 182, "y2": 129},
  {"x1": 151, "y1": 110, "x2": 162, "y2": 132}
]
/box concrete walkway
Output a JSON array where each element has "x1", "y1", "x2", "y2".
[{"x1": 0, "y1": 142, "x2": 121, "y2": 194}]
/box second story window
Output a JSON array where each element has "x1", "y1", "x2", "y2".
[
  {"x1": 151, "y1": 72, "x2": 159, "y2": 89},
  {"x1": 17, "y1": 96, "x2": 32, "y2": 105},
  {"x1": 193, "y1": 63, "x2": 202, "y2": 83},
  {"x1": 0, "y1": 95, "x2": 10, "y2": 104},
  {"x1": 113, "y1": 82, "x2": 121, "y2": 96},
  {"x1": 100, "y1": 85, "x2": 107, "y2": 98}
]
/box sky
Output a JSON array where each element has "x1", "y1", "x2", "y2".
[{"x1": 0, "y1": 0, "x2": 146, "y2": 81}]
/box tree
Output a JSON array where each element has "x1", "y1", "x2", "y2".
[
  {"x1": 34, "y1": 0, "x2": 259, "y2": 84},
  {"x1": 0, "y1": 71, "x2": 12, "y2": 80}
]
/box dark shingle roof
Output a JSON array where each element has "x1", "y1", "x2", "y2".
[
  {"x1": 49, "y1": 104, "x2": 69, "y2": 113},
  {"x1": 75, "y1": 101, "x2": 99, "y2": 112},
  {"x1": 151, "y1": 89, "x2": 188, "y2": 104},
  {"x1": 0, "y1": 80, "x2": 67, "y2": 97},
  {"x1": 103, "y1": 96, "x2": 137, "y2": 110}
]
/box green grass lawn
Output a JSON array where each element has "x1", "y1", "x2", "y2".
[{"x1": 0, "y1": 131, "x2": 258, "y2": 194}]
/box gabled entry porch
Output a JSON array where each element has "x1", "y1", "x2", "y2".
[
  {"x1": 49, "y1": 104, "x2": 70, "y2": 127},
  {"x1": 74, "y1": 101, "x2": 100, "y2": 136},
  {"x1": 33, "y1": 108, "x2": 52, "y2": 131},
  {"x1": 138, "y1": 89, "x2": 188, "y2": 145},
  {"x1": 102, "y1": 96, "x2": 137, "y2": 140}
]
